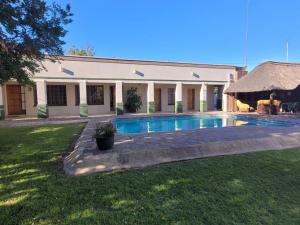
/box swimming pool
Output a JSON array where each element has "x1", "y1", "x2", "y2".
[{"x1": 113, "y1": 115, "x2": 297, "y2": 135}]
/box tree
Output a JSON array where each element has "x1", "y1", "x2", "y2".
[
  {"x1": 0, "y1": 0, "x2": 73, "y2": 85},
  {"x1": 124, "y1": 88, "x2": 142, "y2": 113},
  {"x1": 68, "y1": 46, "x2": 95, "y2": 56}
]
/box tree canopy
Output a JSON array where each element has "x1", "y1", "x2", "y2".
[
  {"x1": 68, "y1": 46, "x2": 95, "y2": 56},
  {"x1": 0, "y1": 0, "x2": 73, "y2": 84}
]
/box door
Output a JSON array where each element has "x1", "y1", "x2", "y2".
[
  {"x1": 6, "y1": 85, "x2": 23, "y2": 115},
  {"x1": 187, "y1": 88, "x2": 195, "y2": 111},
  {"x1": 154, "y1": 88, "x2": 161, "y2": 112},
  {"x1": 110, "y1": 86, "x2": 115, "y2": 111}
]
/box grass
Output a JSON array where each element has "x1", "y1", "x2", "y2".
[{"x1": 0, "y1": 124, "x2": 300, "y2": 225}]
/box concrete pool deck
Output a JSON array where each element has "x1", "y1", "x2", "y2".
[{"x1": 63, "y1": 114, "x2": 300, "y2": 176}]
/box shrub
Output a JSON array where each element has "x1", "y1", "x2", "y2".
[
  {"x1": 124, "y1": 87, "x2": 142, "y2": 113},
  {"x1": 94, "y1": 121, "x2": 116, "y2": 138}
]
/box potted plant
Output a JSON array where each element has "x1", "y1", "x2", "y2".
[{"x1": 94, "y1": 121, "x2": 116, "y2": 150}]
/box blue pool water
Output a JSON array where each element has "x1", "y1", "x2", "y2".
[{"x1": 113, "y1": 115, "x2": 297, "y2": 135}]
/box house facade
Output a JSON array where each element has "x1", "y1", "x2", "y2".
[{"x1": 0, "y1": 56, "x2": 245, "y2": 119}]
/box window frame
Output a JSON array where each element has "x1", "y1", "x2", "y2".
[
  {"x1": 75, "y1": 85, "x2": 80, "y2": 106},
  {"x1": 33, "y1": 85, "x2": 37, "y2": 107},
  {"x1": 168, "y1": 88, "x2": 175, "y2": 105},
  {"x1": 87, "y1": 85, "x2": 104, "y2": 105},
  {"x1": 47, "y1": 85, "x2": 67, "y2": 106}
]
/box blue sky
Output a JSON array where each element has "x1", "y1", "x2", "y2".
[{"x1": 57, "y1": 0, "x2": 300, "y2": 69}]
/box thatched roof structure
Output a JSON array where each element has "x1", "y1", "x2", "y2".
[{"x1": 225, "y1": 61, "x2": 300, "y2": 93}]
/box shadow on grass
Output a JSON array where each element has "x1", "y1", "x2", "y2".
[{"x1": 1, "y1": 124, "x2": 300, "y2": 225}]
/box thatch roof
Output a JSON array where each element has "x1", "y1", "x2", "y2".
[{"x1": 225, "y1": 61, "x2": 300, "y2": 93}]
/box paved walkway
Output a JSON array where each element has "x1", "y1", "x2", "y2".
[{"x1": 64, "y1": 115, "x2": 300, "y2": 176}]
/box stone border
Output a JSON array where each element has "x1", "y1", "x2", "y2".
[
  {"x1": 64, "y1": 115, "x2": 300, "y2": 176},
  {"x1": 64, "y1": 117, "x2": 112, "y2": 175}
]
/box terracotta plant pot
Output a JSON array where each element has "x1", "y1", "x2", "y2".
[{"x1": 96, "y1": 134, "x2": 114, "y2": 150}]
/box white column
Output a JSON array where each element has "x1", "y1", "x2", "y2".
[
  {"x1": 36, "y1": 80, "x2": 48, "y2": 118},
  {"x1": 79, "y1": 81, "x2": 87, "y2": 104},
  {"x1": 79, "y1": 80, "x2": 88, "y2": 117},
  {"x1": 0, "y1": 85, "x2": 4, "y2": 120},
  {"x1": 222, "y1": 117, "x2": 228, "y2": 127},
  {"x1": 36, "y1": 80, "x2": 47, "y2": 105},
  {"x1": 147, "y1": 82, "x2": 155, "y2": 113},
  {"x1": 116, "y1": 81, "x2": 123, "y2": 115},
  {"x1": 0, "y1": 85, "x2": 3, "y2": 105},
  {"x1": 200, "y1": 83, "x2": 207, "y2": 112},
  {"x1": 222, "y1": 83, "x2": 230, "y2": 112},
  {"x1": 175, "y1": 82, "x2": 183, "y2": 113}
]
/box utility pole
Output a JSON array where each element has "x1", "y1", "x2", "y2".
[
  {"x1": 244, "y1": 0, "x2": 251, "y2": 68},
  {"x1": 286, "y1": 40, "x2": 289, "y2": 62}
]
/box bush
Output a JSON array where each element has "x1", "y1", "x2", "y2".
[
  {"x1": 94, "y1": 121, "x2": 116, "y2": 138},
  {"x1": 124, "y1": 87, "x2": 142, "y2": 113}
]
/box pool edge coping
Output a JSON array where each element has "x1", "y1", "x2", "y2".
[{"x1": 64, "y1": 118, "x2": 300, "y2": 176}]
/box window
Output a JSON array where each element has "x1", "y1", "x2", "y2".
[
  {"x1": 87, "y1": 85, "x2": 104, "y2": 105},
  {"x1": 47, "y1": 85, "x2": 67, "y2": 106},
  {"x1": 168, "y1": 88, "x2": 175, "y2": 105},
  {"x1": 75, "y1": 85, "x2": 79, "y2": 106},
  {"x1": 33, "y1": 85, "x2": 37, "y2": 107}
]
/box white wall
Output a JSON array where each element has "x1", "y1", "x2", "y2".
[
  {"x1": 2, "y1": 56, "x2": 240, "y2": 117},
  {"x1": 24, "y1": 83, "x2": 80, "y2": 117},
  {"x1": 25, "y1": 86, "x2": 36, "y2": 116},
  {"x1": 2, "y1": 82, "x2": 224, "y2": 117},
  {"x1": 27, "y1": 82, "x2": 112, "y2": 117},
  {"x1": 123, "y1": 83, "x2": 147, "y2": 113},
  {"x1": 34, "y1": 57, "x2": 239, "y2": 84},
  {"x1": 155, "y1": 84, "x2": 176, "y2": 112},
  {"x1": 46, "y1": 83, "x2": 112, "y2": 116},
  {"x1": 2, "y1": 82, "x2": 36, "y2": 117},
  {"x1": 207, "y1": 85, "x2": 215, "y2": 111},
  {"x1": 182, "y1": 84, "x2": 201, "y2": 112},
  {"x1": 87, "y1": 83, "x2": 111, "y2": 115},
  {"x1": 47, "y1": 83, "x2": 79, "y2": 117}
]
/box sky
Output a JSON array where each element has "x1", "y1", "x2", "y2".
[{"x1": 56, "y1": 0, "x2": 300, "y2": 70}]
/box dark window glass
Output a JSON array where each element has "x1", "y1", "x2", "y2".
[
  {"x1": 33, "y1": 85, "x2": 37, "y2": 107},
  {"x1": 47, "y1": 85, "x2": 67, "y2": 106},
  {"x1": 87, "y1": 85, "x2": 104, "y2": 105},
  {"x1": 75, "y1": 85, "x2": 80, "y2": 106},
  {"x1": 168, "y1": 88, "x2": 175, "y2": 105}
]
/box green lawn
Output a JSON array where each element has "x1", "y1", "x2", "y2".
[{"x1": 0, "y1": 124, "x2": 300, "y2": 225}]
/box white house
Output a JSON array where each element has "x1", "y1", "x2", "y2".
[{"x1": 0, "y1": 55, "x2": 245, "y2": 119}]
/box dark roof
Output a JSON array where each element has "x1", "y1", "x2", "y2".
[{"x1": 225, "y1": 61, "x2": 300, "y2": 93}]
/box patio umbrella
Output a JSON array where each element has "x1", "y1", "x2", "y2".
[{"x1": 225, "y1": 61, "x2": 300, "y2": 93}]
